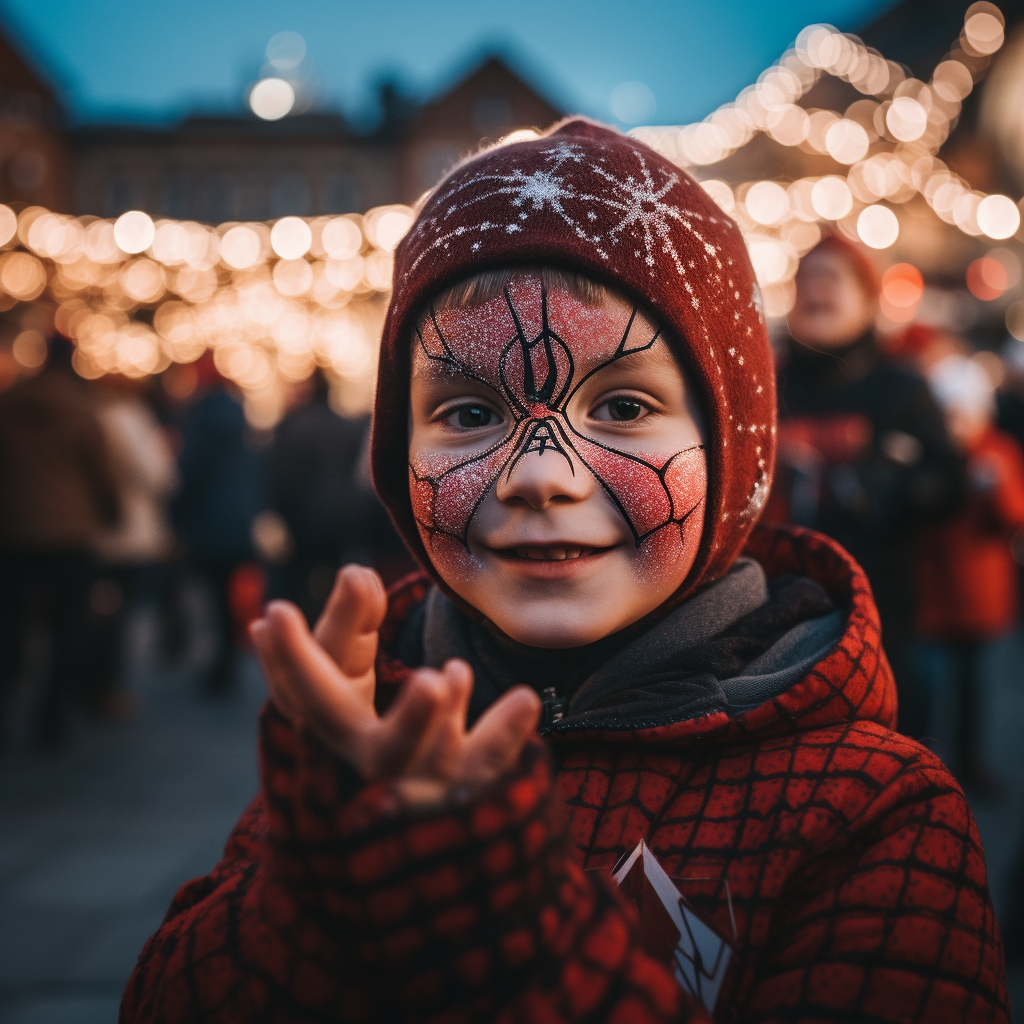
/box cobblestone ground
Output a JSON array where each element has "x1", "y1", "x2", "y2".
[{"x1": 0, "y1": 609, "x2": 1021, "y2": 1023}]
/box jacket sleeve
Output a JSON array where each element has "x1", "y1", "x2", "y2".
[
  {"x1": 120, "y1": 702, "x2": 699, "y2": 1024},
  {"x1": 738, "y1": 755, "x2": 1008, "y2": 1023}
]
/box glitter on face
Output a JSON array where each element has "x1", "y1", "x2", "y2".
[{"x1": 409, "y1": 277, "x2": 706, "y2": 589}]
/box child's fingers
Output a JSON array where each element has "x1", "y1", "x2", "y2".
[
  {"x1": 313, "y1": 565, "x2": 387, "y2": 686},
  {"x1": 461, "y1": 686, "x2": 542, "y2": 785},
  {"x1": 370, "y1": 668, "x2": 451, "y2": 778},
  {"x1": 263, "y1": 600, "x2": 378, "y2": 755},
  {"x1": 250, "y1": 617, "x2": 305, "y2": 725},
  {"x1": 401, "y1": 659, "x2": 475, "y2": 778}
]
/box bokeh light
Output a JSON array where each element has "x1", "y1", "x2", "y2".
[
  {"x1": 811, "y1": 176, "x2": 853, "y2": 220},
  {"x1": 964, "y1": 10, "x2": 1004, "y2": 55},
  {"x1": 113, "y1": 211, "x2": 156, "y2": 254},
  {"x1": 976, "y1": 194, "x2": 1021, "y2": 239},
  {"x1": 610, "y1": 81, "x2": 657, "y2": 124},
  {"x1": 966, "y1": 256, "x2": 1008, "y2": 300},
  {"x1": 270, "y1": 217, "x2": 312, "y2": 259},
  {"x1": 825, "y1": 119, "x2": 869, "y2": 164},
  {"x1": 0, "y1": 251, "x2": 46, "y2": 300},
  {"x1": 886, "y1": 97, "x2": 928, "y2": 141},
  {"x1": 0, "y1": 205, "x2": 16, "y2": 246},
  {"x1": 857, "y1": 205, "x2": 899, "y2": 248},
  {"x1": 1006, "y1": 299, "x2": 1024, "y2": 341},
  {"x1": 321, "y1": 217, "x2": 363, "y2": 260},
  {"x1": 220, "y1": 225, "x2": 262, "y2": 269},
  {"x1": 700, "y1": 180, "x2": 735, "y2": 215},
  {"x1": 250, "y1": 78, "x2": 295, "y2": 121},
  {"x1": 744, "y1": 181, "x2": 789, "y2": 226},
  {"x1": 266, "y1": 31, "x2": 306, "y2": 70},
  {"x1": 12, "y1": 330, "x2": 47, "y2": 369},
  {"x1": 880, "y1": 263, "x2": 924, "y2": 322}
]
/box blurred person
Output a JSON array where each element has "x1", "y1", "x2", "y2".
[
  {"x1": 0, "y1": 337, "x2": 119, "y2": 747},
  {"x1": 771, "y1": 236, "x2": 964, "y2": 739},
  {"x1": 86, "y1": 373, "x2": 178, "y2": 719},
  {"x1": 173, "y1": 353, "x2": 265, "y2": 694},
  {"x1": 917, "y1": 355, "x2": 1024, "y2": 792},
  {"x1": 267, "y1": 370, "x2": 371, "y2": 623}
]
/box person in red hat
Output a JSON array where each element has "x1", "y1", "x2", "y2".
[
  {"x1": 121, "y1": 121, "x2": 1007, "y2": 1023},
  {"x1": 769, "y1": 236, "x2": 964, "y2": 741}
]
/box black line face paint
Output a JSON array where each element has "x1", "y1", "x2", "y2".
[{"x1": 409, "y1": 276, "x2": 706, "y2": 586}]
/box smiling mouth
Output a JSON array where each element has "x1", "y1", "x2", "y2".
[{"x1": 495, "y1": 544, "x2": 616, "y2": 562}]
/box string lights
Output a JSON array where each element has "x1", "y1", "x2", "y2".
[
  {"x1": 0, "y1": 3, "x2": 1019, "y2": 405},
  {"x1": 0, "y1": 201, "x2": 415, "y2": 423},
  {"x1": 632, "y1": 1, "x2": 1020, "y2": 314}
]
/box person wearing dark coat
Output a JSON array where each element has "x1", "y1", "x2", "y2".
[
  {"x1": 770, "y1": 235, "x2": 964, "y2": 739},
  {"x1": 267, "y1": 371, "x2": 369, "y2": 623},
  {"x1": 173, "y1": 355, "x2": 265, "y2": 692},
  {"x1": 0, "y1": 339, "x2": 119, "y2": 745}
]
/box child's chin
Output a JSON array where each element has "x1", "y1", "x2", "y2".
[{"x1": 486, "y1": 600, "x2": 635, "y2": 649}]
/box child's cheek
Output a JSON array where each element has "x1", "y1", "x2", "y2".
[
  {"x1": 415, "y1": 529, "x2": 480, "y2": 585},
  {"x1": 632, "y1": 450, "x2": 708, "y2": 587}
]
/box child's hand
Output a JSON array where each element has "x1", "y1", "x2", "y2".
[{"x1": 250, "y1": 565, "x2": 542, "y2": 801}]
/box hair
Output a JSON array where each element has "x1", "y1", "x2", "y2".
[
  {"x1": 428, "y1": 264, "x2": 614, "y2": 312},
  {"x1": 802, "y1": 233, "x2": 880, "y2": 299}
]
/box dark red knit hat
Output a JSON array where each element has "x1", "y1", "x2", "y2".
[{"x1": 371, "y1": 118, "x2": 775, "y2": 605}]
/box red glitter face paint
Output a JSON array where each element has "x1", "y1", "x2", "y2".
[{"x1": 409, "y1": 277, "x2": 706, "y2": 584}]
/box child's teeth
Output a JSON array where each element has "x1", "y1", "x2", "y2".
[{"x1": 510, "y1": 546, "x2": 599, "y2": 560}]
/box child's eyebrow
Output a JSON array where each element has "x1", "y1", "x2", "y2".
[{"x1": 413, "y1": 353, "x2": 487, "y2": 387}]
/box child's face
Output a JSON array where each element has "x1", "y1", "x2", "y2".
[
  {"x1": 788, "y1": 249, "x2": 875, "y2": 351},
  {"x1": 408, "y1": 274, "x2": 707, "y2": 648}
]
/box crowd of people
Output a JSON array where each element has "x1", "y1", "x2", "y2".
[{"x1": 0, "y1": 343, "x2": 410, "y2": 749}]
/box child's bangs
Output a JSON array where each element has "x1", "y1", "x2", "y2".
[{"x1": 429, "y1": 266, "x2": 611, "y2": 311}]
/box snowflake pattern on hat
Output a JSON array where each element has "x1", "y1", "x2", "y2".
[{"x1": 405, "y1": 139, "x2": 725, "y2": 283}]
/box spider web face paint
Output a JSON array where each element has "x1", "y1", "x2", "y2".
[{"x1": 409, "y1": 278, "x2": 706, "y2": 566}]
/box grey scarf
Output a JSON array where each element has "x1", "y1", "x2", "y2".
[{"x1": 393, "y1": 558, "x2": 844, "y2": 732}]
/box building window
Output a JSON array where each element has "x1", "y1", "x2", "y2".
[{"x1": 270, "y1": 173, "x2": 311, "y2": 217}]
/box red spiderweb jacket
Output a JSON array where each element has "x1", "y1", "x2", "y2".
[{"x1": 120, "y1": 526, "x2": 1009, "y2": 1023}]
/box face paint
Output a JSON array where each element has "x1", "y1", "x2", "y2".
[{"x1": 409, "y1": 277, "x2": 706, "y2": 586}]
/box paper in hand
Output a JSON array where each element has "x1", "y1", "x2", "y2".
[{"x1": 612, "y1": 840, "x2": 733, "y2": 1014}]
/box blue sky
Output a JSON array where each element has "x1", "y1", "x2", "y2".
[{"x1": 0, "y1": 0, "x2": 894, "y2": 128}]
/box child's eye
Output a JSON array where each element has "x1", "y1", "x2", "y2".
[
  {"x1": 593, "y1": 397, "x2": 648, "y2": 422},
  {"x1": 446, "y1": 403, "x2": 501, "y2": 429}
]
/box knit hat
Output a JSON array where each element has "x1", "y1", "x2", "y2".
[{"x1": 371, "y1": 118, "x2": 775, "y2": 607}]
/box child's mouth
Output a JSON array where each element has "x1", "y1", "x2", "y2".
[{"x1": 492, "y1": 544, "x2": 617, "y2": 563}]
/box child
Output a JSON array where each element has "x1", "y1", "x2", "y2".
[
  {"x1": 121, "y1": 121, "x2": 1008, "y2": 1023},
  {"x1": 918, "y1": 354, "x2": 1024, "y2": 792}
]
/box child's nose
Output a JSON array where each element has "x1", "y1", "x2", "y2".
[{"x1": 495, "y1": 436, "x2": 593, "y2": 509}]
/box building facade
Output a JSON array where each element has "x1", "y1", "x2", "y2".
[{"x1": 70, "y1": 57, "x2": 562, "y2": 221}]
